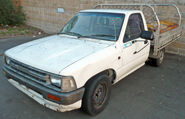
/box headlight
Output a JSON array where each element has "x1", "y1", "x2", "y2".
[
  {"x1": 50, "y1": 76, "x2": 77, "y2": 92},
  {"x1": 6, "y1": 57, "x2": 11, "y2": 65},
  {"x1": 3, "y1": 55, "x2": 10, "y2": 65},
  {"x1": 50, "y1": 76, "x2": 62, "y2": 88}
]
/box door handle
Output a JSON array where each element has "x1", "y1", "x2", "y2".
[{"x1": 144, "y1": 40, "x2": 148, "y2": 44}]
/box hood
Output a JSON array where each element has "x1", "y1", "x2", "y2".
[{"x1": 5, "y1": 35, "x2": 113, "y2": 74}]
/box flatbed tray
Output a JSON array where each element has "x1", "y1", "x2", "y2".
[{"x1": 148, "y1": 20, "x2": 179, "y2": 34}]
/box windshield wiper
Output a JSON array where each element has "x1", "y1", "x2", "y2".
[
  {"x1": 57, "y1": 32, "x2": 66, "y2": 35},
  {"x1": 91, "y1": 34, "x2": 115, "y2": 38},
  {"x1": 58, "y1": 32, "x2": 81, "y2": 36},
  {"x1": 58, "y1": 32, "x2": 90, "y2": 38},
  {"x1": 67, "y1": 32, "x2": 82, "y2": 37}
]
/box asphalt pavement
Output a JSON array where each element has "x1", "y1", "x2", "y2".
[{"x1": 0, "y1": 36, "x2": 185, "y2": 119}]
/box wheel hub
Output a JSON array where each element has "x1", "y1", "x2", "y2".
[{"x1": 93, "y1": 83, "x2": 107, "y2": 108}]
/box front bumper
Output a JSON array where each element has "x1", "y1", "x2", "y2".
[
  {"x1": 2, "y1": 64, "x2": 85, "y2": 111},
  {"x1": 7, "y1": 79, "x2": 82, "y2": 112}
]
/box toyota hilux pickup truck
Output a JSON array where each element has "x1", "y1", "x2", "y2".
[{"x1": 2, "y1": 4, "x2": 182, "y2": 115}]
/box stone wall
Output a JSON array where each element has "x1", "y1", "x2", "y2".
[{"x1": 21, "y1": 0, "x2": 185, "y2": 55}]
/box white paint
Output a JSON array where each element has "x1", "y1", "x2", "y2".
[
  {"x1": 8, "y1": 79, "x2": 82, "y2": 112},
  {"x1": 5, "y1": 35, "x2": 113, "y2": 74},
  {"x1": 80, "y1": 9, "x2": 141, "y2": 14}
]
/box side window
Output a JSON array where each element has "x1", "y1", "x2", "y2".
[{"x1": 124, "y1": 13, "x2": 144, "y2": 42}]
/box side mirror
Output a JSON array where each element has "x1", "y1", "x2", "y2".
[{"x1": 141, "y1": 31, "x2": 154, "y2": 41}]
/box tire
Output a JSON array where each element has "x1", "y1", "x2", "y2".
[
  {"x1": 82, "y1": 74, "x2": 111, "y2": 116},
  {"x1": 149, "y1": 49, "x2": 165, "y2": 67}
]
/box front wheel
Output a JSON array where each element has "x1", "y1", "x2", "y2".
[{"x1": 82, "y1": 75, "x2": 111, "y2": 116}]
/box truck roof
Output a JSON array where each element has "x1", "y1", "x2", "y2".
[{"x1": 80, "y1": 9, "x2": 141, "y2": 14}]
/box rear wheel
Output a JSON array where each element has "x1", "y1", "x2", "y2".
[
  {"x1": 82, "y1": 75, "x2": 111, "y2": 116},
  {"x1": 149, "y1": 49, "x2": 165, "y2": 66}
]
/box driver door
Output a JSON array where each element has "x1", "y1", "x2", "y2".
[{"x1": 120, "y1": 13, "x2": 149, "y2": 76}]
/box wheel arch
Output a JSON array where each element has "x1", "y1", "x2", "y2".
[{"x1": 84, "y1": 68, "x2": 117, "y2": 87}]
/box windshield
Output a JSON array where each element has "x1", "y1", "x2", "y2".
[{"x1": 60, "y1": 12, "x2": 125, "y2": 41}]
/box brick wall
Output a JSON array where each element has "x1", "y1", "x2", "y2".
[{"x1": 21, "y1": 0, "x2": 185, "y2": 55}]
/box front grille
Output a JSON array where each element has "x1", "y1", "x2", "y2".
[{"x1": 8, "y1": 59, "x2": 49, "y2": 83}]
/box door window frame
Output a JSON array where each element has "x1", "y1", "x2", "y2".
[{"x1": 123, "y1": 13, "x2": 145, "y2": 43}]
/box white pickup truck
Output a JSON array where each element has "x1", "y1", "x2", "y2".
[{"x1": 2, "y1": 4, "x2": 182, "y2": 115}]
